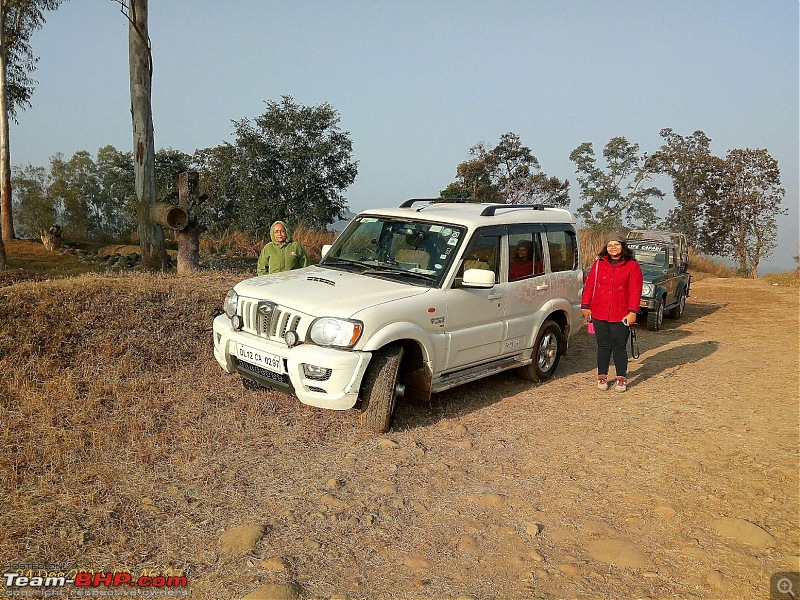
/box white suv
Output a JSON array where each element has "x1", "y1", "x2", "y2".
[{"x1": 212, "y1": 200, "x2": 584, "y2": 432}]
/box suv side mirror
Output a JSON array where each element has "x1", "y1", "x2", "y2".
[
  {"x1": 321, "y1": 244, "x2": 331, "y2": 258},
  {"x1": 462, "y1": 268, "x2": 495, "y2": 288}
]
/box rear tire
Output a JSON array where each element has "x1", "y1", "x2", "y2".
[
  {"x1": 359, "y1": 344, "x2": 405, "y2": 433},
  {"x1": 668, "y1": 290, "x2": 687, "y2": 319},
  {"x1": 647, "y1": 299, "x2": 664, "y2": 331},
  {"x1": 517, "y1": 320, "x2": 563, "y2": 383}
]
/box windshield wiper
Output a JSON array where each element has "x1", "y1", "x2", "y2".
[
  {"x1": 323, "y1": 257, "x2": 365, "y2": 269},
  {"x1": 362, "y1": 265, "x2": 436, "y2": 281}
]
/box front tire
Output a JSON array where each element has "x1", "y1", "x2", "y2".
[
  {"x1": 518, "y1": 320, "x2": 563, "y2": 383},
  {"x1": 359, "y1": 344, "x2": 405, "y2": 433},
  {"x1": 647, "y1": 298, "x2": 664, "y2": 331}
]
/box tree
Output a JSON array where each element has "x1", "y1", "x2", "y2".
[
  {"x1": 440, "y1": 133, "x2": 570, "y2": 206},
  {"x1": 650, "y1": 128, "x2": 722, "y2": 246},
  {"x1": 11, "y1": 162, "x2": 52, "y2": 238},
  {"x1": 96, "y1": 144, "x2": 136, "y2": 237},
  {"x1": 702, "y1": 148, "x2": 786, "y2": 277},
  {"x1": 230, "y1": 95, "x2": 357, "y2": 233},
  {"x1": 116, "y1": 0, "x2": 166, "y2": 270},
  {"x1": 0, "y1": 0, "x2": 61, "y2": 267},
  {"x1": 193, "y1": 144, "x2": 238, "y2": 235},
  {"x1": 569, "y1": 136, "x2": 663, "y2": 229}
]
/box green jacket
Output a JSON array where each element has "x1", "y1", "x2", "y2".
[{"x1": 257, "y1": 221, "x2": 309, "y2": 275}]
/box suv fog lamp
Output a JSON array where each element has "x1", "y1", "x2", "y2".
[
  {"x1": 224, "y1": 289, "x2": 239, "y2": 318},
  {"x1": 303, "y1": 364, "x2": 332, "y2": 380},
  {"x1": 231, "y1": 314, "x2": 243, "y2": 331},
  {"x1": 284, "y1": 330, "x2": 299, "y2": 348}
]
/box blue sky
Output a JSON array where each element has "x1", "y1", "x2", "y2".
[{"x1": 10, "y1": 0, "x2": 799, "y2": 272}]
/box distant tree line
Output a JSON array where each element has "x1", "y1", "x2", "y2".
[
  {"x1": 12, "y1": 95, "x2": 358, "y2": 241},
  {"x1": 440, "y1": 129, "x2": 786, "y2": 277}
]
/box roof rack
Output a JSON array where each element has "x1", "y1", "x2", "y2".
[
  {"x1": 479, "y1": 204, "x2": 552, "y2": 216},
  {"x1": 399, "y1": 197, "x2": 477, "y2": 210}
]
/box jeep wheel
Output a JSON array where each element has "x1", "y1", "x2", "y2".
[
  {"x1": 668, "y1": 290, "x2": 687, "y2": 319},
  {"x1": 518, "y1": 320, "x2": 562, "y2": 383},
  {"x1": 359, "y1": 344, "x2": 405, "y2": 433},
  {"x1": 647, "y1": 299, "x2": 664, "y2": 331}
]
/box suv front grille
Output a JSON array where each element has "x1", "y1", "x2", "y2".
[{"x1": 238, "y1": 299, "x2": 305, "y2": 344}]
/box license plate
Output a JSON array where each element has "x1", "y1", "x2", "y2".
[{"x1": 236, "y1": 344, "x2": 282, "y2": 373}]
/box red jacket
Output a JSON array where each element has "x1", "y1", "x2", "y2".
[{"x1": 581, "y1": 256, "x2": 643, "y2": 322}]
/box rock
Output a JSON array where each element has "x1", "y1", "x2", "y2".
[
  {"x1": 711, "y1": 517, "x2": 776, "y2": 548},
  {"x1": 403, "y1": 555, "x2": 432, "y2": 570},
  {"x1": 326, "y1": 478, "x2": 344, "y2": 490},
  {"x1": 219, "y1": 524, "x2": 266, "y2": 554},
  {"x1": 528, "y1": 549, "x2": 545, "y2": 562},
  {"x1": 262, "y1": 556, "x2": 289, "y2": 570},
  {"x1": 377, "y1": 438, "x2": 399, "y2": 449},
  {"x1": 451, "y1": 423, "x2": 468, "y2": 436},
  {"x1": 679, "y1": 545, "x2": 712, "y2": 561},
  {"x1": 469, "y1": 493, "x2": 507, "y2": 508},
  {"x1": 320, "y1": 494, "x2": 349, "y2": 510},
  {"x1": 558, "y1": 563, "x2": 581, "y2": 576},
  {"x1": 377, "y1": 484, "x2": 398, "y2": 495},
  {"x1": 525, "y1": 523, "x2": 544, "y2": 536},
  {"x1": 458, "y1": 535, "x2": 480, "y2": 555},
  {"x1": 410, "y1": 500, "x2": 429, "y2": 515},
  {"x1": 585, "y1": 539, "x2": 648, "y2": 569},
  {"x1": 705, "y1": 570, "x2": 728, "y2": 592},
  {"x1": 454, "y1": 440, "x2": 473, "y2": 449},
  {"x1": 241, "y1": 582, "x2": 302, "y2": 599},
  {"x1": 583, "y1": 520, "x2": 616, "y2": 535},
  {"x1": 654, "y1": 503, "x2": 679, "y2": 520},
  {"x1": 303, "y1": 539, "x2": 322, "y2": 550}
]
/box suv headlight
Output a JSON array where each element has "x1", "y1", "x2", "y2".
[
  {"x1": 642, "y1": 283, "x2": 654, "y2": 297},
  {"x1": 224, "y1": 289, "x2": 239, "y2": 318},
  {"x1": 309, "y1": 317, "x2": 363, "y2": 348}
]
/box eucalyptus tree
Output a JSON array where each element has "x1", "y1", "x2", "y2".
[
  {"x1": 11, "y1": 162, "x2": 51, "y2": 238},
  {"x1": 569, "y1": 136, "x2": 662, "y2": 229},
  {"x1": 0, "y1": 0, "x2": 62, "y2": 268}
]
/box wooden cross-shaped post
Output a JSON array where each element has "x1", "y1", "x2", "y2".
[{"x1": 176, "y1": 171, "x2": 205, "y2": 274}]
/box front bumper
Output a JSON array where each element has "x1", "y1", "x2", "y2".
[
  {"x1": 639, "y1": 297, "x2": 658, "y2": 310},
  {"x1": 212, "y1": 314, "x2": 372, "y2": 410}
]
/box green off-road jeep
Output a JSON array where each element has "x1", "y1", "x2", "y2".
[{"x1": 626, "y1": 230, "x2": 692, "y2": 331}]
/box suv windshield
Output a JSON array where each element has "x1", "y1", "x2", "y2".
[
  {"x1": 322, "y1": 216, "x2": 466, "y2": 287},
  {"x1": 629, "y1": 242, "x2": 668, "y2": 269}
]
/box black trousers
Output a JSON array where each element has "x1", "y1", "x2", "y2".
[{"x1": 593, "y1": 319, "x2": 630, "y2": 378}]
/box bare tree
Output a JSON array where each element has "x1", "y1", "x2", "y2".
[{"x1": 114, "y1": 0, "x2": 166, "y2": 270}]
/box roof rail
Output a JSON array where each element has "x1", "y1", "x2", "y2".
[
  {"x1": 480, "y1": 204, "x2": 552, "y2": 216},
  {"x1": 399, "y1": 197, "x2": 477, "y2": 209}
]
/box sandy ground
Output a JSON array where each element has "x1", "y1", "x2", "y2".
[
  {"x1": 205, "y1": 277, "x2": 799, "y2": 599},
  {"x1": 2, "y1": 275, "x2": 798, "y2": 599}
]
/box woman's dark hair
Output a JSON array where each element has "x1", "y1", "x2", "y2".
[
  {"x1": 599, "y1": 240, "x2": 635, "y2": 261},
  {"x1": 512, "y1": 240, "x2": 534, "y2": 262}
]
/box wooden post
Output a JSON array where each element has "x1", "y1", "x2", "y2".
[{"x1": 176, "y1": 171, "x2": 204, "y2": 274}]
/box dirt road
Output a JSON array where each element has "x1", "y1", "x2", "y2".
[
  {"x1": 201, "y1": 276, "x2": 799, "y2": 599},
  {"x1": 2, "y1": 274, "x2": 798, "y2": 599}
]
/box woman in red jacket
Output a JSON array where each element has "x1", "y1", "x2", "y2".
[{"x1": 581, "y1": 232, "x2": 643, "y2": 392}]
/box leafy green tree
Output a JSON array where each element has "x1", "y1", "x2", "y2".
[
  {"x1": 11, "y1": 163, "x2": 52, "y2": 238},
  {"x1": 193, "y1": 144, "x2": 239, "y2": 235},
  {"x1": 702, "y1": 148, "x2": 786, "y2": 277},
  {"x1": 96, "y1": 144, "x2": 136, "y2": 237},
  {"x1": 441, "y1": 133, "x2": 570, "y2": 206},
  {"x1": 230, "y1": 95, "x2": 357, "y2": 234},
  {"x1": 570, "y1": 137, "x2": 662, "y2": 229},
  {"x1": 48, "y1": 151, "x2": 103, "y2": 239},
  {"x1": 0, "y1": 0, "x2": 61, "y2": 266},
  {"x1": 650, "y1": 128, "x2": 723, "y2": 245}
]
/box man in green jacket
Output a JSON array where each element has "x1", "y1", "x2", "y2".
[{"x1": 257, "y1": 221, "x2": 309, "y2": 275}]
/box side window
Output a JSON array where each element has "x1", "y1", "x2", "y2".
[
  {"x1": 508, "y1": 233, "x2": 545, "y2": 281},
  {"x1": 459, "y1": 234, "x2": 501, "y2": 284},
  {"x1": 545, "y1": 229, "x2": 578, "y2": 272}
]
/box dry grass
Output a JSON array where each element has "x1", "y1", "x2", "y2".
[
  {"x1": 763, "y1": 268, "x2": 800, "y2": 288},
  {"x1": 199, "y1": 227, "x2": 335, "y2": 263}
]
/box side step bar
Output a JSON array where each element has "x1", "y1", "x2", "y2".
[{"x1": 431, "y1": 355, "x2": 531, "y2": 393}]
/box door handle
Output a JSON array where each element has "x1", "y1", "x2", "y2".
[
  {"x1": 536, "y1": 284, "x2": 549, "y2": 291},
  {"x1": 488, "y1": 293, "x2": 502, "y2": 300}
]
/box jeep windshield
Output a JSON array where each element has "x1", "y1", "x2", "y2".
[
  {"x1": 629, "y1": 243, "x2": 669, "y2": 271},
  {"x1": 321, "y1": 216, "x2": 466, "y2": 287}
]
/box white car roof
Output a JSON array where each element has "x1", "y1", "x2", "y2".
[{"x1": 357, "y1": 201, "x2": 576, "y2": 229}]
